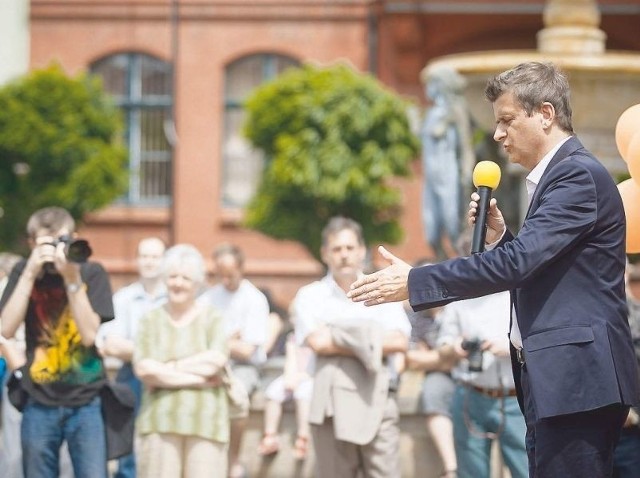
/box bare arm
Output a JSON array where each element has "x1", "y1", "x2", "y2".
[
  {"x1": 1, "y1": 252, "x2": 41, "y2": 338},
  {"x1": 306, "y1": 325, "x2": 408, "y2": 358},
  {"x1": 438, "y1": 341, "x2": 467, "y2": 366},
  {"x1": 64, "y1": 277, "x2": 101, "y2": 347},
  {"x1": 382, "y1": 330, "x2": 408, "y2": 355},
  {"x1": 173, "y1": 349, "x2": 227, "y2": 377},
  {"x1": 282, "y1": 338, "x2": 298, "y2": 389},
  {"x1": 1, "y1": 274, "x2": 34, "y2": 338},
  {"x1": 264, "y1": 312, "x2": 284, "y2": 356},
  {"x1": 407, "y1": 342, "x2": 457, "y2": 372},
  {"x1": 228, "y1": 336, "x2": 258, "y2": 362},
  {"x1": 52, "y1": 241, "x2": 101, "y2": 347},
  {"x1": 305, "y1": 326, "x2": 355, "y2": 357},
  {"x1": 99, "y1": 335, "x2": 135, "y2": 362},
  {"x1": 3, "y1": 241, "x2": 101, "y2": 346},
  {"x1": 134, "y1": 358, "x2": 214, "y2": 389},
  {"x1": 0, "y1": 335, "x2": 26, "y2": 370}
]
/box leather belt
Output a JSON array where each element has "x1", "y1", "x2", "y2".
[
  {"x1": 463, "y1": 383, "x2": 518, "y2": 399},
  {"x1": 516, "y1": 348, "x2": 525, "y2": 365}
]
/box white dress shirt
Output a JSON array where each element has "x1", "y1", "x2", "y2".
[
  {"x1": 292, "y1": 273, "x2": 411, "y2": 373},
  {"x1": 198, "y1": 279, "x2": 270, "y2": 365},
  {"x1": 437, "y1": 292, "x2": 515, "y2": 389}
]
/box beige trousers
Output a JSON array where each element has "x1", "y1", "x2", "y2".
[
  {"x1": 311, "y1": 396, "x2": 401, "y2": 478},
  {"x1": 138, "y1": 432, "x2": 228, "y2": 478}
]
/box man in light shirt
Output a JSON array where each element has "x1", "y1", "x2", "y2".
[
  {"x1": 98, "y1": 236, "x2": 167, "y2": 478},
  {"x1": 293, "y1": 216, "x2": 410, "y2": 478},
  {"x1": 199, "y1": 243, "x2": 269, "y2": 478},
  {"x1": 437, "y1": 289, "x2": 527, "y2": 478}
]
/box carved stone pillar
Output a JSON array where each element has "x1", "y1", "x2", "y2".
[{"x1": 537, "y1": 0, "x2": 606, "y2": 54}]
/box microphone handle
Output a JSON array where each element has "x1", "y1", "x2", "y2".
[{"x1": 471, "y1": 186, "x2": 493, "y2": 254}]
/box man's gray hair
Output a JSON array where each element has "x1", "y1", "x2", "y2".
[{"x1": 321, "y1": 216, "x2": 365, "y2": 247}]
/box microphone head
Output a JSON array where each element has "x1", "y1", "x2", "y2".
[{"x1": 473, "y1": 161, "x2": 501, "y2": 189}]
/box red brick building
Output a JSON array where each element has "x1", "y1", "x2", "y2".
[{"x1": 27, "y1": 0, "x2": 640, "y2": 304}]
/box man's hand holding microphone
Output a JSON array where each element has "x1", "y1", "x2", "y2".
[
  {"x1": 348, "y1": 161, "x2": 503, "y2": 306},
  {"x1": 468, "y1": 160, "x2": 505, "y2": 251}
]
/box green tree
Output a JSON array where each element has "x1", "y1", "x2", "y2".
[
  {"x1": 243, "y1": 63, "x2": 420, "y2": 260},
  {"x1": 0, "y1": 64, "x2": 127, "y2": 252}
]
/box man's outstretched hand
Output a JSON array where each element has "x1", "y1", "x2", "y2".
[{"x1": 347, "y1": 246, "x2": 412, "y2": 306}]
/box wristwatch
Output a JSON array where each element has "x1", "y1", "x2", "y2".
[{"x1": 66, "y1": 282, "x2": 84, "y2": 294}]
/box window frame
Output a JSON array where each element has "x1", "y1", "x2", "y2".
[
  {"x1": 221, "y1": 52, "x2": 299, "y2": 209},
  {"x1": 90, "y1": 52, "x2": 174, "y2": 206}
]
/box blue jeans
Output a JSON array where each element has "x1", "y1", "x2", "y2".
[
  {"x1": 613, "y1": 429, "x2": 640, "y2": 478},
  {"x1": 114, "y1": 364, "x2": 142, "y2": 478},
  {"x1": 21, "y1": 396, "x2": 107, "y2": 478},
  {"x1": 452, "y1": 385, "x2": 528, "y2": 478}
]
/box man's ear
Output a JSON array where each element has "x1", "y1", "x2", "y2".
[
  {"x1": 540, "y1": 102, "x2": 555, "y2": 128},
  {"x1": 320, "y1": 246, "x2": 328, "y2": 266},
  {"x1": 357, "y1": 244, "x2": 367, "y2": 263}
]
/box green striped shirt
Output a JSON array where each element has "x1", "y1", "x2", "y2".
[{"x1": 134, "y1": 305, "x2": 229, "y2": 443}]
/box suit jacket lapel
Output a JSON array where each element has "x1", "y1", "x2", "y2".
[{"x1": 524, "y1": 135, "x2": 584, "y2": 219}]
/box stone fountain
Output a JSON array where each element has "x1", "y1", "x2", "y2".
[{"x1": 422, "y1": 0, "x2": 640, "y2": 178}]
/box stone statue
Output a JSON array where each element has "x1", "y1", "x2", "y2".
[{"x1": 421, "y1": 67, "x2": 475, "y2": 257}]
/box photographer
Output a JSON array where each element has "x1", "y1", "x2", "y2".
[
  {"x1": 436, "y1": 290, "x2": 527, "y2": 478},
  {"x1": 0, "y1": 207, "x2": 114, "y2": 478}
]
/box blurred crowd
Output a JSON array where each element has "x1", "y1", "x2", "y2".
[{"x1": 0, "y1": 208, "x2": 638, "y2": 478}]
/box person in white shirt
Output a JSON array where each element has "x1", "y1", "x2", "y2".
[
  {"x1": 437, "y1": 287, "x2": 527, "y2": 478},
  {"x1": 293, "y1": 216, "x2": 411, "y2": 478},
  {"x1": 97, "y1": 236, "x2": 167, "y2": 478},
  {"x1": 199, "y1": 243, "x2": 269, "y2": 478}
]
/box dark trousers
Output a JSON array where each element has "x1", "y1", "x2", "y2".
[
  {"x1": 521, "y1": 364, "x2": 629, "y2": 478},
  {"x1": 114, "y1": 363, "x2": 142, "y2": 478}
]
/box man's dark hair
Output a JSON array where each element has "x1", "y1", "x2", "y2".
[
  {"x1": 213, "y1": 242, "x2": 244, "y2": 269},
  {"x1": 485, "y1": 61, "x2": 574, "y2": 134}
]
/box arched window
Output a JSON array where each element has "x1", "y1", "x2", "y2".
[
  {"x1": 91, "y1": 53, "x2": 173, "y2": 205},
  {"x1": 222, "y1": 53, "x2": 299, "y2": 208}
]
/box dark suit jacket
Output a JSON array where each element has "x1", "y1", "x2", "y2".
[{"x1": 409, "y1": 136, "x2": 640, "y2": 420}]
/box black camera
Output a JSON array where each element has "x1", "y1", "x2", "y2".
[
  {"x1": 461, "y1": 338, "x2": 484, "y2": 372},
  {"x1": 49, "y1": 235, "x2": 93, "y2": 263}
]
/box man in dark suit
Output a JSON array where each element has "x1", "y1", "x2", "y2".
[{"x1": 348, "y1": 61, "x2": 640, "y2": 477}]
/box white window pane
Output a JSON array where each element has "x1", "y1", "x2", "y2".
[{"x1": 222, "y1": 54, "x2": 299, "y2": 208}]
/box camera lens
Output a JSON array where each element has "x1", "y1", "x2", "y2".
[{"x1": 65, "y1": 240, "x2": 92, "y2": 263}]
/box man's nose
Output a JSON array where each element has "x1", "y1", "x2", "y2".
[{"x1": 493, "y1": 126, "x2": 505, "y2": 142}]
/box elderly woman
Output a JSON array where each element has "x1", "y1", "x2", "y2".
[{"x1": 134, "y1": 244, "x2": 229, "y2": 478}]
